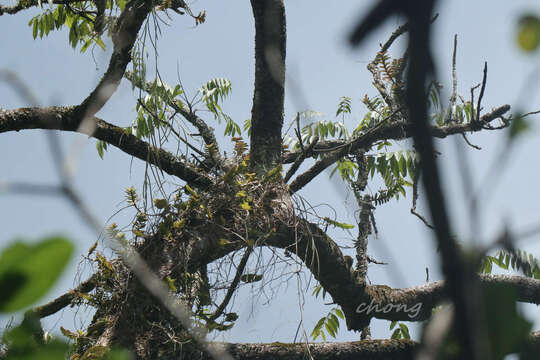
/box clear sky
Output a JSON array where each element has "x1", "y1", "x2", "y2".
[{"x1": 1, "y1": 0, "x2": 539, "y2": 344}]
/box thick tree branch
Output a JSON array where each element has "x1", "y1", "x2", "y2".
[
  {"x1": 0, "y1": 0, "x2": 82, "y2": 15},
  {"x1": 209, "y1": 340, "x2": 418, "y2": 360},
  {"x1": 0, "y1": 106, "x2": 213, "y2": 189},
  {"x1": 287, "y1": 105, "x2": 510, "y2": 192},
  {"x1": 76, "y1": 0, "x2": 152, "y2": 120},
  {"x1": 249, "y1": 0, "x2": 286, "y2": 171},
  {"x1": 26, "y1": 275, "x2": 97, "y2": 319},
  {"x1": 263, "y1": 221, "x2": 540, "y2": 330}
]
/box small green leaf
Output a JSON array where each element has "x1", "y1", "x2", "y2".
[
  {"x1": 517, "y1": 15, "x2": 540, "y2": 52},
  {"x1": 391, "y1": 328, "x2": 402, "y2": 339},
  {"x1": 0, "y1": 236, "x2": 74, "y2": 312},
  {"x1": 399, "y1": 323, "x2": 410, "y2": 339},
  {"x1": 32, "y1": 19, "x2": 38, "y2": 39}
]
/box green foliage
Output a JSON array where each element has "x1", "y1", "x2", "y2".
[
  {"x1": 0, "y1": 236, "x2": 74, "y2": 313},
  {"x1": 426, "y1": 81, "x2": 475, "y2": 125},
  {"x1": 367, "y1": 150, "x2": 417, "y2": 182},
  {"x1": 283, "y1": 110, "x2": 348, "y2": 151},
  {"x1": 96, "y1": 140, "x2": 108, "y2": 159},
  {"x1": 199, "y1": 78, "x2": 241, "y2": 137},
  {"x1": 310, "y1": 307, "x2": 344, "y2": 341},
  {"x1": 371, "y1": 178, "x2": 408, "y2": 205},
  {"x1": 302, "y1": 119, "x2": 348, "y2": 142},
  {"x1": 312, "y1": 284, "x2": 327, "y2": 300},
  {"x1": 389, "y1": 321, "x2": 411, "y2": 340},
  {"x1": 133, "y1": 78, "x2": 183, "y2": 139},
  {"x1": 480, "y1": 250, "x2": 540, "y2": 279},
  {"x1": 28, "y1": 4, "x2": 105, "y2": 52},
  {"x1": 517, "y1": 15, "x2": 540, "y2": 52},
  {"x1": 322, "y1": 217, "x2": 354, "y2": 230},
  {"x1": 329, "y1": 158, "x2": 357, "y2": 183},
  {"x1": 335, "y1": 96, "x2": 352, "y2": 118},
  {"x1": 243, "y1": 119, "x2": 252, "y2": 136}
]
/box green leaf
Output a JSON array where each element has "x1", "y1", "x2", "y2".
[
  {"x1": 399, "y1": 323, "x2": 410, "y2": 339},
  {"x1": 324, "y1": 322, "x2": 336, "y2": 338},
  {"x1": 80, "y1": 38, "x2": 92, "y2": 53},
  {"x1": 336, "y1": 96, "x2": 352, "y2": 117},
  {"x1": 322, "y1": 217, "x2": 354, "y2": 229},
  {"x1": 32, "y1": 19, "x2": 38, "y2": 39},
  {"x1": 517, "y1": 15, "x2": 540, "y2": 52},
  {"x1": 96, "y1": 140, "x2": 108, "y2": 159},
  {"x1": 0, "y1": 236, "x2": 74, "y2": 312}
]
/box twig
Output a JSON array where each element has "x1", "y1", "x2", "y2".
[
  {"x1": 124, "y1": 71, "x2": 220, "y2": 155},
  {"x1": 208, "y1": 247, "x2": 252, "y2": 322},
  {"x1": 470, "y1": 83, "x2": 480, "y2": 122},
  {"x1": 366, "y1": 256, "x2": 387, "y2": 265},
  {"x1": 521, "y1": 109, "x2": 540, "y2": 117},
  {"x1": 411, "y1": 169, "x2": 435, "y2": 230},
  {"x1": 476, "y1": 62, "x2": 488, "y2": 121},
  {"x1": 284, "y1": 136, "x2": 319, "y2": 183},
  {"x1": 445, "y1": 34, "x2": 458, "y2": 124},
  {"x1": 461, "y1": 133, "x2": 481, "y2": 150},
  {"x1": 136, "y1": 99, "x2": 205, "y2": 157},
  {"x1": 295, "y1": 112, "x2": 305, "y2": 153}
]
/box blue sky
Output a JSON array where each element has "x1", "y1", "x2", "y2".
[{"x1": 1, "y1": 0, "x2": 540, "y2": 344}]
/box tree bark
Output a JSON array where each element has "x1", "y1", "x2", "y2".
[{"x1": 249, "y1": 0, "x2": 286, "y2": 172}]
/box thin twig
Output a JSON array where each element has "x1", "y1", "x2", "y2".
[
  {"x1": 461, "y1": 133, "x2": 481, "y2": 150},
  {"x1": 445, "y1": 34, "x2": 458, "y2": 124},
  {"x1": 476, "y1": 62, "x2": 488, "y2": 121},
  {"x1": 137, "y1": 99, "x2": 205, "y2": 156},
  {"x1": 208, "y1": 247, "x2": 252, "y2": 322},
  {"x1": 284, "y1": 136, "x2": 319, "y2": 183},
  {"x1": 411, "y1": 170, "x2": 435, "y2": 230}
]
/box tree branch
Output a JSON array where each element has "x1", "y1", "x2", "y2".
[
  {"x1": 264, "y1": 220, "x2": 540, "y2": 330},
  {"x1": 208, "y1": 247, "x2": 252, "y2": 322},
  {"x1": 211, "y1": 340, "x2": 418, "y2": 360},
  {"x1": 249, "y1": 0, "x2": 286, "y2": 171},
  {"x1": 0, "y1": 106, "x2": 213, "y2": 189},
  {"x1": 0, "y1": 0, "x2": 82, "y2": 16},
  {"x1": 25, "y1": 275, "x2": 97, "y2": 319},
  {"x1": 76, "y1": 0, "x2": 152, "y2": 121},
  {"x1": 287, "y1": 105, "x2": 510, "y2": 192}
]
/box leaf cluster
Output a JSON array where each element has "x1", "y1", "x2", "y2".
[{"x1": 480, "y1": 250, "x2": 540, "y2": 279}]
